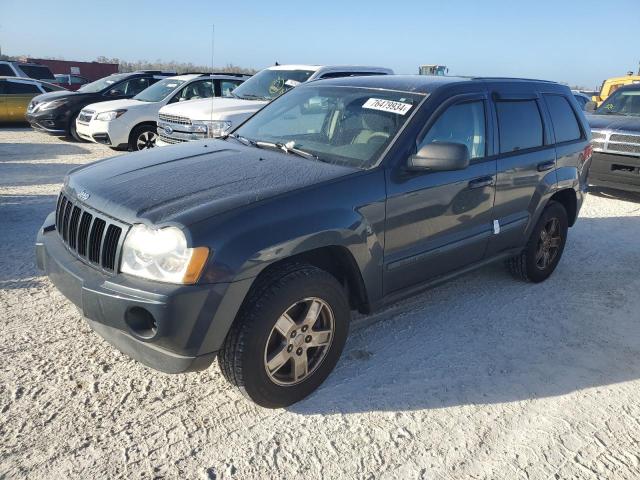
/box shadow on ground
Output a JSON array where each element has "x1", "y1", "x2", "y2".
[
  {"x1": 589, "y1": 187, "x2": 640, "y2": 203},
  {"x1": 291, "y1": 214, "x2": 640, "y2": 414}
]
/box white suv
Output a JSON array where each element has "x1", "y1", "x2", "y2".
[
  {"x1": 75, "y1": 73, "x2": 249, "y2": 151},
  {"x1": 156, "y1": 65, "x2": 393, "y2": 146}
]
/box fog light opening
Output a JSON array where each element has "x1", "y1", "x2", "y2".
[{"x1": 125, "y1": 307, "x2": 158, "y2": 339}]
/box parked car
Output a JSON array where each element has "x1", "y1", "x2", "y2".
[
  {"x1": 587, "y1": 83, "x2": 640, "y2": 193},
  {"x1": 25, "y1": 71, "x2": 176, "y2": 141},
  {"x1": 0, "y1": 76, "x2": 65, "y2": 122},
  {"x1": 592, "y1": 73, "x2": 640, "y2": 106},
  {"x1": 156, "y1": 65, "x2": 393, "y2": 146},
  {"x1": 36, "y1": 75, "x2": 591, "y2": 407},
  {"x1": 53, "y1": 74, "x2": 89, "y2": 91},
  {"x1": 572, "y1": 90, "x2": 591, "y2": 110},
  {"x1": 76, "y1": 73, "x2": 250, "y2": 151},
  {"x1": 0, "y1": 61, "x2": 56, "y2": 82}
]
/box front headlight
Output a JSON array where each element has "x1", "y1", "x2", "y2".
[
  {"x1": 120, "y1": 224, "x2": 209, "y2": 284},
  {"x1": 95, "y1": 109, "x2": 127, "y2": 121},
  {"x1": 193, "y1": 120, "x2": 232, "y2": 138},
  {"x1": 39, "y1": 99, "x2": 68, "y2": 111}
]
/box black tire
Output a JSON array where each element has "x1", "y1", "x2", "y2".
[
  {"x1": 68, "y1": 113, "x2": 84, "y2": 142},
  {"x1": 129, "y1": 124, "x2": 158, "y2": 151},
  {"x1": 218, "y1": 263, "x2": 350, "y2": 408},
  {"x1": 506, "y1": 201, "x2": 569, "y2": 283}
]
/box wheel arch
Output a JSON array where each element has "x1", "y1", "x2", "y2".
[
  {"x1": 128, "y1": 120, "x2": 158, "y2": 146},
  {"x1": 549, "y1": 188, "x2": 578, "y2": 227}
]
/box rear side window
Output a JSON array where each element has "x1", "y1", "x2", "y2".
[
  {"x1": 6, "y1": 81, "x2": 40, "y2": 94},
  {"x1": 0, "y1": 64, "x2": 15, "y2": 76},
  {"x1": 545, "y1": 95, "x2": 581, "y2": 143},
  {"x1": 19, "y1": 65, "x2": 55, "y2": 80},
  {"x1": 496, "y1": 100, "x2": 543, "y2": 153}
]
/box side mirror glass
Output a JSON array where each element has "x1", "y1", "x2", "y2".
[
  {"x1": 585, "y1": 101, "x2": 597, "y2": 113},
  {"x1": 408, "y1": 142, "x2": 470, "y2": 172}
]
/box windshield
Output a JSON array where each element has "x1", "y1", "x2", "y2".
[
  {"x1": 233, "y1": 86, "x2": 424, "y2": 169},
  {"x1": 231, "y1": 68, "x2": 315, "y2": 101},
  {"x1": 134, "y1": 78, "x2": 185, "y2": 102},
  {"x1": 596, "y1": 88, "x2": 640, "y2": 116},
  {"x1": 78, "y1": 74, "x2": 129, "y2": 93}
]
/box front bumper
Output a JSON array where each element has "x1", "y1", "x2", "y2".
[
  {"x1": 35, "y1": 213, "x2": 252, "y2": 373},
  {"x1": 589, "y1": 152, "x2": 640, "y2": 193},
  {"x1": 26, "y1": 111, "x2": 68, "y2": 136},
  {"x1": 76, "y1": 118, "x2": 129, "y2": 148}
]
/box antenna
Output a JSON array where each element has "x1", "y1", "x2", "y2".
[{"x1": 210, "y1": 23, "x2": 215, "y2": 126}]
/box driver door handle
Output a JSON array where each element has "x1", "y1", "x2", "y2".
[
  {"x1": 537, "y1": 160, "x2": 555, "y2": 172},
  {"x1": 468, "y1": 176, "x2": 494, "y2": 189}
]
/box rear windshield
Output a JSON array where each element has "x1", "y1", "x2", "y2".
[
  {"x1": 595, "y1": 88, "x2": 640, "y2": 116},
  {"x1": 19, "y1": 65, "x2": 55, "y2": 80}
]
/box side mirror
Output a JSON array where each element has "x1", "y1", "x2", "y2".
[
  {"x1": 585, "y1": 101, "x2": 597, "y2": 113},
  {"x1": 408, "y1": 142, "x2": 470, "y2": 171},
  {"x1": 108, "y1": 89, "x2": 122, "y2": 96}
]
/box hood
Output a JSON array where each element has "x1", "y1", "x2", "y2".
[
  {"x1": 159, "y1": 96, "x2": 268, "y2": 121},
  {"x1": 84, "y1": 98, "x2": 144, "y2": 113},
  {"x1": 586, "y1": 113, "x2": 640, "y2": 133},
  {"x1": 64, "y1": 140, "x2": 357, "y2": 226},
  {"x1": 31, "y1": 89, "x2": 95, "y2": 105}
]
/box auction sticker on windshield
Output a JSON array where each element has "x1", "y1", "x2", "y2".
[{"x1": 363, "y1": 98, "x2": 413, "y2": 115}]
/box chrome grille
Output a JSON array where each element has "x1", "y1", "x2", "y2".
[
  {"x1": 159, "y1": 113, "x2": 191, "y2": 125},
  {"x1": 591, "y1": 129, "x2": 640, "y2": 157},
  {"x1": 55, "y1": 192, "x2": 125, "y2": 273},
  {"x1": 158, "y1": 134, "x2": 187, "y2": 144},
  {"x1": 77, "y1": 109, "x2": 94, "y2": 124}
]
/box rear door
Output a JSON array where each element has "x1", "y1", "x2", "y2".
[
  {"x1": 384, "y1": 91, "x2": 497, "y2": 294},
  {"x1": 0, "y1": 81, "x2": 7, "y2": 120},
  {"x1": 485, "y1": 86, "x2": 557, "y2": 256},
  {"x1": 5, "y1": 80, "x2": 41, "y2": 121}
]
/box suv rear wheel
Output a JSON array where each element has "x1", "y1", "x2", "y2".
[
  {"x1": 506, "y1": 200, "x2": 568, "y2": 283},
  {"x1": 218, "y1": 263, "x2": 350, "y2": 408}
]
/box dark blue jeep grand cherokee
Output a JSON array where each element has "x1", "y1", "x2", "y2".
[{"x1": 36, "y1": 75, "x2": 592, "y2": 407}]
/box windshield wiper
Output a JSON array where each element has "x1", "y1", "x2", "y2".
[
  {"x1": 254, "y1": 140, "x2": 320, "y2": 160},
  {"x1": 223, "y1": 132, "x2": 255, "y2": 146},
  {"x1": 237, "y1": 93, "x2": 270, "y2": 101}
]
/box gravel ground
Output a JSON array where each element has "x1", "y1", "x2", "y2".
[{"x1": 1, "y1": 127, "x2": 640, "y2": 480}]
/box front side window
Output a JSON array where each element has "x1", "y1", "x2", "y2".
[
  {"x1": 545, "y1": 95, "x2": 581, "y2": 143},
  {"x1": 234, "y1": 86, "x2": 424, "y2": 169},
  {"x1": 496, "y1": 100, "x2": 544, "y2": 153},
  {"x1": 418, "y1": 100, "x2": 486, "y2": 159},
  {"x1": 595, "y1": 88, "x2": 640, "y2": 117},
  {"x1": 6, "y1": 81, "x2": 40, "y2": 94},
  {"x1": 173, "y1": 80, "x2": 214, "y2": 102},
  {"x1": 134, "y1": 78, "x2": 186, "y2": 102},
  {"x1": 231, "y1": 69, "x2": 315, "y2": 101}
]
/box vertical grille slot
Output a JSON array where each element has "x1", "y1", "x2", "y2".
[
  {"x1": 101, "y1": 225, "x2": 123, "y2": 271},
  {"x1": 61, "y1": 201, "x2": 73, "y2": 242},
  {"x1": 68, "y1": 206, "x2": 82, "y2": 250},
  {"x1": 56, "y1": 196, "x2": 67, "y2": 232},
  {"x1": 77, "y1": 212, "x2": 93, "y2": 257},
  {"x1": 88, "y1": 218, "x2": 106, "y2": 264}
]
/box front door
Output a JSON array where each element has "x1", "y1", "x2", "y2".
[
  {"x1": 384, "y1": 93, "x2": 497, "y2": 295},
  {"x1": 5, "y1": 79, "x2": 40, "y2": 121}
]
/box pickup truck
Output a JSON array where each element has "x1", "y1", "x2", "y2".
[
  {"x1": 36, "y1": 75, "x2": 591, "y2": 408},
  {"x1": 155, "y1": 64, "x2": 393, "y2": 145}
]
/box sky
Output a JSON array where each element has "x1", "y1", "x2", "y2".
[{"x1": 1, "y1": 0, "x2": 638, "y2": 89}]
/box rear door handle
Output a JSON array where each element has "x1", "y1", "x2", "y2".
[
  {"x1": 537, "y1": 161, "x2": 555, "y2": 172},
  {"x1": 468, "y1": 176, "x2": 494, "y2": 189}
]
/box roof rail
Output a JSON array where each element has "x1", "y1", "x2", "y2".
[
  {"x1": 133, "y1": 70, "x2": 177, "y2": 74},
  {"x1": 472, "y1": 76, "x2": 558, "y2": 84},
  {"x1": 198, "y1": 72, "x2": 252, "y2": 77}
]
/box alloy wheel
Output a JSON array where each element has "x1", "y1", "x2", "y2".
[
  {"x1": 136, "y1": 131, "x2": 157, "y2": 150},
  {"x1": 535, "y1": 217, "x2": 562, "y2": 270},
  {"x1": 263, "y1": 297, "x2": 335, "y2": 386}
]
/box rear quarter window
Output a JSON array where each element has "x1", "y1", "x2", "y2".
[
  {"x1": 544, "y1": 95, "x2": 582, "y2": 143},
  {"x1": 496, "y1": 100, "x2": 544, "y2": 153}
]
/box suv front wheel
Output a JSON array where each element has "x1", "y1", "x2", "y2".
[
  {"x1": 506, "y1": 200, "x2": 569, "y2": 283},
  {"x1": 218, "y1": 264, "x2": 350, "y2": 408}
]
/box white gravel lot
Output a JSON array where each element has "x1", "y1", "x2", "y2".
[{"x1": 1, "y1": 127, "x2": 640, "y2": 480}]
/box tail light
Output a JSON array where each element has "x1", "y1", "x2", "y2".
[{"x1": 582, "y1": 144, "x2": 593, "y2": 163}]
